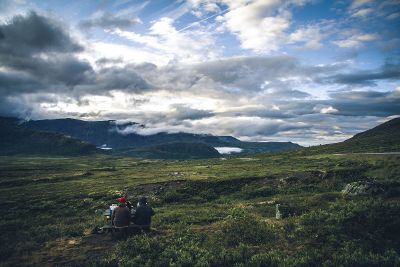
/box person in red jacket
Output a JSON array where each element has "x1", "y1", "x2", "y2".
[{"x1": 111, "y1": 197, "x2": 131, "y2": 227}]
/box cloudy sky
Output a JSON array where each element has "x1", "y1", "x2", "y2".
[{"x1": 0, "y1": 0, "x2": 399, "y2": 145}]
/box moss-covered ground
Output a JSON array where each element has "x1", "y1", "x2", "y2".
[{"x1": 0, "y1": 152, "x2": 399, "y2": 266}]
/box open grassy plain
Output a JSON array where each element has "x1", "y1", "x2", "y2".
[{"x1": 1, "y1": 152, "x2": 399, "y2": 266}]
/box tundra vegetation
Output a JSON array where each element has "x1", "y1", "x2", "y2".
[{"x1": 0, "y1": 151, "x2": 399, "y2": 266}]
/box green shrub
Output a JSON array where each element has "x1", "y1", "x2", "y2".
[
  {"x1": 220, "y1": 209, "x2": 276, "y2": 247},
  {"x1": 297, "y1": 199, "x2": 400, "y2": 253}
]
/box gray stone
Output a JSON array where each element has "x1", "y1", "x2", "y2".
[
  {"x1": 276, "y1": 204, "x2": 282, "y2": 219},
  {"x1": 342, "y1": 179, "x2": 385, "y2": 196}
]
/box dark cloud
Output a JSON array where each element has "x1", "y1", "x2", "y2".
[
  {"x1": 95, "y1": 57, "x2": 123, "y2": 66},
  {"x1": 329, "y1": 89, "x2": 400, "y2": 116},
  {"x1": 0, "y1": 12, "x2": 153, "y2": 103},
  {"x1": 330, "y1": 90, "x2": 391, "y2": 100},
  {"x1": 0, "y1": 11, "x2": 83, "y2": 56},
  {"x1": 171, "y1": 104, "x2": 214, "y2": 121},
  {"x1": 3, "y1": 55, "x2": 93, "y2": 87},
  {"x1": 0, "y1": 71, "x2": 43, "y2": 94},
  {"x1": 229, "y1": 109, "x2": 295, "y2": 119},
  {"x1": 317, "y1": 62, "x2": 400, "y2": 86},
  {"x1": 96, "y1": 66, "x2": 152, "y2": 92},
  {"x1": 0, "y1": 11, "x2": 93, "y2": 98},
  {"x1": 79, "y1": 13, "x2": 140, "y2": 30},
  {"x1": 220, "y1": 87, "x2": 399, "y2": 125},
  {"x1": 194, "y1": 56, "x2": 299, "y2": 91}
]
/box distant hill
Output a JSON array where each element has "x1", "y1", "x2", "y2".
[
  {"x1": 21, "y1": 118, "x2": 301, "y2": 154},
  {"x1": 303, "y1": 117, "x2": 400, "y2": 154},
  {"x1": 0, "y1": 117, "x2": 98, "y2": 156},
  {"x1": 121, "y1": 142, "x2": 221, "y2": 159}
]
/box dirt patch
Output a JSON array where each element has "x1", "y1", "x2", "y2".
[
  {"x1": 21, "y1": 233, "x2": 115, "y2": 267},
  {"x1": 24, "y1": 228, "x2": 164, "y2": 267}
]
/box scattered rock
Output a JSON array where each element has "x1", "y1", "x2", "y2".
[{"x1": 342, "y1": 179, "x2": 385, "y2": 196}]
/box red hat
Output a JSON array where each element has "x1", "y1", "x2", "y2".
[{"x1": 118, "y1": 197, "x2": 126, "y2": 203}]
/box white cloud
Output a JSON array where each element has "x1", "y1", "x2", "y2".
[
  {"x1": 313, "y1": 104, "x2": 338, "y2": 114},
  {"x1": 350, "y1": 0, "x2": 374, "y2": 9},
  {"x1": 351, "y1": 7, "x2": 374, "y2": 17},
  {"x1": 333, "y1": 33, "x2": 378, "y2": 48},
  {"x1": 188, "y1": 0, "x2": 324, "y2": 53},
  {"x1": 289, "y1": 25, "x2": 323, "y2": 49},
  {"x1": 321, "y1": 106, "x2": 338, "y2": 114},
  {"x1": 82, "y1": 41, "x2": 167, "y2": 66},
  {"x1": 220, "y1": 0, "x2": 289, "y2": 52},
  {"x1": 111, "y1": 17, "x2": 220, "y2": 64}
]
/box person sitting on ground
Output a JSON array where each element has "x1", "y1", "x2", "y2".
[
  {"x1": 133, "y1": 196, "x2": 155, "y2": 230},
  {"x1": 111, "y1": 197, "x2": 131, "y2": 227}
]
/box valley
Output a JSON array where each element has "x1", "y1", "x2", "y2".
[
  {"x1": 1, "y1": 150, "x2": 399, "y2": 266},
  {"x1": 0, "y1": 118, "x2": 399, "y2": 266}
]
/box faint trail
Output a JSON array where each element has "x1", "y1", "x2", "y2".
[{"x1": 332, "y1": 152, "x2": 400, "y2": 156}]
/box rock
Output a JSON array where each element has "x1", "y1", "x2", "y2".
[
  {"x1": 276, "y1": 204, "x2": 282, "y2": 219},
  {"x1": 342, "y1": 179, "x2": 385, "y2": 196}
]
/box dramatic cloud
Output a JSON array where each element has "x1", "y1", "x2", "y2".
[
  {"x1": 79, "y1": 12, "x2": 141, "y2": 30},
  {"x1": 0, "y1": 1, "x2": 398, "y2": 145},
  {"x1": 319, "y1": 62, "x2": 400, "y2": 86},
  {"x1": 0, "y1": 11, "x2": 82, "y2": 56},
  {"x1": 0, "y1": 12, "x2": 91, "y2": 90}
]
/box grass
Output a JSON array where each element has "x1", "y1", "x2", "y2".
[{"x1": 0, "y1": 152, "x2": 399, "y2": 266}]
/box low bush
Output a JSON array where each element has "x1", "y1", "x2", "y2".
[{"x1": 219, "y1": 209, "x2": 276, "y2": 247}]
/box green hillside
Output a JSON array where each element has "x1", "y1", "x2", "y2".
[
  {"x1": 302, "y1": 117, "x2": 400, "y2": 154},
  {"x1": 0, "y1": 117, "x2": 98, "y2": 156},
  {"x1": 120, "y1": 142, "x2": 221, "y2": 159}
]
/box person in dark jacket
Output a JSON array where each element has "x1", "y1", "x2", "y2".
[
  {"x1": 133, "y1": 196, "x2": 155, "y2": 230},
  {"x1": 111, "y1": 197, "x2": 131, "y2": 227}
]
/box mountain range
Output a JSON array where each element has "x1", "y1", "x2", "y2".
[
  {"x1": 20, "y1": 118, "x2": 301, "y2": 157},
  {"x1": 2, "y1": 116, "x2": 398, "y2": 158}
]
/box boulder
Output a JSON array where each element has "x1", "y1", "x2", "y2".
[{"x1": 342, "y1": 179, "x2": 385, "y2": 196}]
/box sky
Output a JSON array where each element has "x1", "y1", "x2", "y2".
[{"x1": 0, "y1": 0, "x2": 399, "y2": 146}]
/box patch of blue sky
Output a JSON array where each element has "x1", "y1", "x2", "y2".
[{"x1": 292, "y1": 0, "x2": 342, "y2": 23}]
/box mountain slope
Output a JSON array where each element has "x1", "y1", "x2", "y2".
[
  {"x1": 0, "y1": 117, "x2": 98, "y2": 156},
  {"x1": 303, "y1": 117, "x2": 400, "y2": 154},
  {"x1": 21, "y1": 118, "x2": 301, "y2": 154}
]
